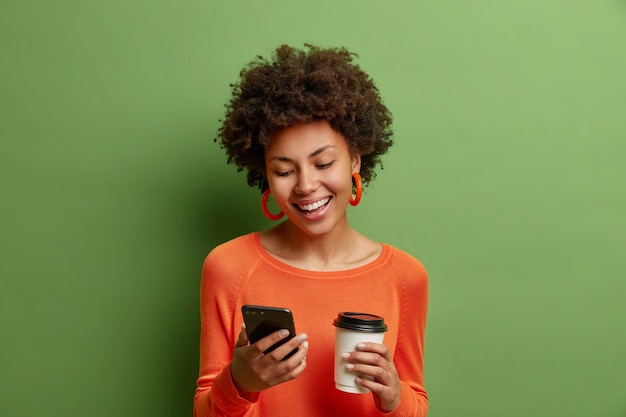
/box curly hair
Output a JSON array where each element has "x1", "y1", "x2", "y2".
[{"x1": 216, "y1": 44, "x2": 394, "y2": 191}]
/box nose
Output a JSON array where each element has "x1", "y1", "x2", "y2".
[{"x1": 294, "y1": 168, "x2": 318, "y2": 195}]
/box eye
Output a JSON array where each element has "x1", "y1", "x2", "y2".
[
  {"x1": 275, "y1": 171, "x2": 290, "y2": 177},
  {"x1": 317, "y1": 161, "x2": 334, "y2": 169}
]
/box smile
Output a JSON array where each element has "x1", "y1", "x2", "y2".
[{"x1": 296, "y1": 197, "x2": 331, "y2": 212}]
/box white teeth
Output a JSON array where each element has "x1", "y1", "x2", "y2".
[{"x1": 298, "y1": 197, "x2": 330, "y2": 212}]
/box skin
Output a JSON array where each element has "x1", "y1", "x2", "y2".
[
  {"x1": 230, "y1": 120, "x2": 401, "y2": 412},
  {"x1": 231, "y1": 324, "x2": 309, "y2": 394}
]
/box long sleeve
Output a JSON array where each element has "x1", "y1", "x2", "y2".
[
  {"x1": 193, "y1": 242, "x2": 261, "y2": 417},
  {"x1": 193, "y1": 234, "x2": 429, "y2": 417},
  {"x1": 383, "y1": 249, "x2": 429, "y2": 417}
]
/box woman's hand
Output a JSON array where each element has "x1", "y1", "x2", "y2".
[
  {"x1": 343, "y1": 342, "x2": 401, "y2": 412},
  {"x1": 230, "y1": 324, "x2": 309, "y2": 394}
]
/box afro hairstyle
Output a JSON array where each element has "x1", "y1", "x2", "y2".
[{"x1": 216, "y1": 43, "x2": 394, "y2": 191}]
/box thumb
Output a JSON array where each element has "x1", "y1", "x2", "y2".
[{"x1": 235, "y1": 323, "x2": 249, "y2": 348}]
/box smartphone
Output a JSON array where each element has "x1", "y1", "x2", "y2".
[{"x1": 242, "y1": 304, "x2": 297, "y2": 359}]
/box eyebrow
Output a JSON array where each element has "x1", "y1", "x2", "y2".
[{"x1": 270, "y1": 145, "x2": 336, "y2": 162}]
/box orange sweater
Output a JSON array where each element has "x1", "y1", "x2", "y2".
[{"x1": 194, "y1": 233, "x2": 429, "y2": 417}]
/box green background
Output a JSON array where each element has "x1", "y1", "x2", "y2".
[{"x1": 2, "y1": 1, "x2": 625, "y2": 416}]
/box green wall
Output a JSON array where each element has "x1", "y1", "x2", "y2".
[{"x1": 1, "y1": 1, "x2": 625, "y2": 416}]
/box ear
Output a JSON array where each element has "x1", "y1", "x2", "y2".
[{"x1": 351, "y1": 153, "x2": 361, "y2": 173}]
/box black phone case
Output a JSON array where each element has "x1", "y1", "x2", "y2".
[{"x1": 242, "y1": 305, "x2": 297, "y2": 359}]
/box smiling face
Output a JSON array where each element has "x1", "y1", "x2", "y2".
[{"x1": 264, "y1": 120, "x2": 361, "y2": 237}]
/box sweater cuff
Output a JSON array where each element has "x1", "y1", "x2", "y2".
[
  {"x1": 380, "y1": 382, "x2": 426, "y2": 417},
  {"x1": 212, "y1": 364, "x2": 260, "y2": 412}
]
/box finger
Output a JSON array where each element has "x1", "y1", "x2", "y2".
[
  {"x1": 355, "y1": 375, "x2": 387, "y2": 394},
  {"x1": 345, "y1": 350, "x2": 388, "y2": 369},
  {"x1": 272, "y1": 341, "x2": 309, "y2": 383},
  {"x1": 268, "y1": 333, "x2": 308, "y2": 362},
  {"x1": 356, "y1": 374, "x2": 401, "y2": 412},
  {"x1": 281, "y1": 348, "x2": 308, "y2": 380},
  {"x1": 344, "y1": 347, "x2": 397, "y2": 384},
  {"x1": 253, "y1": 328, "x2": 294, "y2": 355},
  {"x1": 356, "y1": 342, "x2": 392, "y2": 360},
  {"x1": 347, "y1": 362, "x2": 389, "y2": 384}
]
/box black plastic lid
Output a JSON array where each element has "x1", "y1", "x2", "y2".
[{"x1": 333, "y1": 312, "x2": 388, "y2": 332}]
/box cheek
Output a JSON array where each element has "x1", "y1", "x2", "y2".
[
  {"x1": 267, "y1": 180, "x2": 292, "y2": 204},
  {"x1": 329, "y1": 172, "x2": 354, "y2": 194}
]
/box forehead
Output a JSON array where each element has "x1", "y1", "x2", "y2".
[{"x1": 266, "y1": 120, "x2": 349, "y2": 158}]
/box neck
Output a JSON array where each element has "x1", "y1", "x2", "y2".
[{"x1": 263, "y1": 220, "x2": 365, "y2": 271}]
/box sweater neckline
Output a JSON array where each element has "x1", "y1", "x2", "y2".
[{"x1": 249, "y1": 232, "x2": 390, "y2": 278}]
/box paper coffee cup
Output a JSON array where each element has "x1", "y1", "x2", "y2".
[{"x1": 333, "y1": 312, "x2": 388, "y2": 394}]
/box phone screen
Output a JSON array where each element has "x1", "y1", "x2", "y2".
[{"x1": 242, "y1": 305, "x2": 297, "y2": 359}]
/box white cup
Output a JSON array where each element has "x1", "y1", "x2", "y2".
[{"x1": 333, "y1": 312, "x2": 388, "y2": 394}]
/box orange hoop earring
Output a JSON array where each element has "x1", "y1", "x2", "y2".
[
  {"x1": 349, "y1": 173, "x2": 362, "y2": 207},
  {"x1": 261, "y1": 189, "x2": 285, "y2": 220}
]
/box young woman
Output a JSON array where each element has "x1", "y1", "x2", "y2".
[{"x1": 194, "y1": 44, "x2": 429, "y2": 417}]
